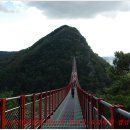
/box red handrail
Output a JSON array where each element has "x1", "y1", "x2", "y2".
[
  {"x1": 0, "y1": 84, "x2": 71, "y2": 129},
  {"x1": 76, "y1": 79, "x2": 130, "y2": 129}
]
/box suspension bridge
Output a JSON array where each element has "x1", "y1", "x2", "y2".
[{"x1": 0, "y1": 57, "x2": 130, "y2": 129}]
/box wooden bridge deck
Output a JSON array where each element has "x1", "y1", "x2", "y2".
[{"x1": 42, "y1": 88, "x2": 86, "y2": 129}]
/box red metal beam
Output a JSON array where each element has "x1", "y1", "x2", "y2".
[{"x1": 0, "y1": 98, "x2": 6, "y2": 129}]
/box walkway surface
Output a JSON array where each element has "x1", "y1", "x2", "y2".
[{"x1": 42, "y1": 88, "x2": 86, "y2": 129}]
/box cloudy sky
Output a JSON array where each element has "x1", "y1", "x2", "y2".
[{"x1": 0, "y1": 1, "x2": 130, "y2": 56}]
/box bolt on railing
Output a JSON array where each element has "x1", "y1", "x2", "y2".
[{"x1": 0, "y1": 84, "x2": 71, "y2": 129}]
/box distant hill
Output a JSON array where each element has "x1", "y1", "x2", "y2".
[
  {"x1": 0, "y1": 51, "x2": 16, "y2": 59},
  {"x1": 103, "y1": 56, "x2": 114, "y2": 65},
  {"x1": 0, "y1": 25, "x2": 111, "y2": 96}
]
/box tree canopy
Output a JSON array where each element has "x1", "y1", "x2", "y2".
[{"x1": 102, "y1": 51, "x2": 130, "y2": 111}]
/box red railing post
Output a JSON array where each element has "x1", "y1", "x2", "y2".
[
  {"x1": 39, "y1": 93, "x2": 42, "y2": 128},
  {"x1": 65, "y1": 86, "x2": 67, "y2": 96},
  {"x1": 20, "y1": 95, "x2": 25, "y2": 129},
  {"x1": 42, "y1": 92, "x2": 46, "y2": 125},
  {"x1": 84, "y1": 92, "x2": 87, "y2": 127},
  {"x1": 51, "y1": 90, "x2": 54, "y2": 115},
  {"x1": 63, "y1": 89, "x2": 65, "y2": 99},
  {"x1": 45, "y1": 92, "x2": 48, "y2": 121},
  {"x1": 85, "y1": 93, "x2": 89, "y2": 128},
  {"x1": 57, "y1": 90, "x2": 59, "y2": 107},
  {"x1": 59, "y1": 90, "x2": 61, "y2": 104},
  {"x1": 32, "y1": 94, "x2": 36, "y2": 129},
  {"x1": 83, "y1": 91, "x2": 86, "y2": 119},
  {"x1": 110, "y1": 105, "x2": 123, "y2": 129},
  {"x1": 110, "y1": 106, "x2": 117, "y2": 129},
  {"x1": 0, "y1": 98, "x2": 6, "y2": 129},
  {"x1": 96, "y1": 98, "x2": 102, "y2": 129},
  {"x1": 65, "y1": 86, "x2": 67, "y2": 97},
  {"x1": 89, "y1": 94, "x2": 93, "y2": 129},
  {"x1": 56, "y1": 90, "x2": 57, "y2": 108},
  {"x1": 54, "y1": 90, "x2": 56, "y2": 112},
  {"x1": 62, "y1": 89, "x2": 64, "y2": 100},
  {"x1": 48, "y1": 91, "x2": 51, "y2": 118},
  {"x1": 81, "y1": 90, "x2": 84, "y2": 116}
]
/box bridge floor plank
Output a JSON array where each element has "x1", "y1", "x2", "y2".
[{"x1": 42, "y1": 89, "x2": 86, "y2": 129}]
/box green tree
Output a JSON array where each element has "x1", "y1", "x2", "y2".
[
  {"x1": 113, "y1": 51, "x2": 130, "y2": 75},
  {"x1": 102, "y1": 51, "x2": 130, "y2": 111}
]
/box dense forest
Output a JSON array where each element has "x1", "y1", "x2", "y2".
[
  {"x1": 0, "y1": 25, "x2": 110, "y2": 97},
  {"x1": 100, "y1": 51, "x2": 130, "y2": 111}
]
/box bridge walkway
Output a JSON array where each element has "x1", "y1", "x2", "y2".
[{"x1": 42, "y1": 88, "x2": 86, "y2": 129}]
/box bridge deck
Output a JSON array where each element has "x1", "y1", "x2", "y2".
[{"x1": 42, "y1": 89, "x2": 86, "y2": 129}]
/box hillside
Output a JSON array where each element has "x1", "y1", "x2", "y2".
[{"x1": 0, "y1": 25, "x2": 110, "y2": 96}]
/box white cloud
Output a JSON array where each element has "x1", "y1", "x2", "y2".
[
  {"x1": 28, "y1": 1, "x2": 130, "y2": 19},
  {"x1": 0, "y1": 1, "x2": 130, "y2": 57}
]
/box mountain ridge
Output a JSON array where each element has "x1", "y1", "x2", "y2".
[{"x1": 0, "y1": 25, "x2": 110, "y2": 96}]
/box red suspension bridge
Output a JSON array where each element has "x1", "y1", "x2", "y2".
[{"x1": 0, "y1": 57, "x2": 130, "y2": 129}]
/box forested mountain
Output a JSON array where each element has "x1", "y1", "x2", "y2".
[{"x1": 0, "y1": 25, "x2": 110, "y2": 96}]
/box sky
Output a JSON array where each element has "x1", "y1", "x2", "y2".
[{"x1": 0, "y1": 1, "x2": 130, "y2": 57}]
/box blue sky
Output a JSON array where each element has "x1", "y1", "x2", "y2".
[{"x1": 0, "y1": 1, "x2": 130, "y2": 56}]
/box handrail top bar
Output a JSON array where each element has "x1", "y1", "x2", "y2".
[
  {"x1": 3, "y1": 87, "x2": 67, "y2": 100},
  {"x1": 25, "y1": 94, "x2": 33, "y2": 97},
  {"x1": 35, "y1": 92, "x2": 46, "y2": 96},
  {"x1": 35, "y1": 92, "x2": 41, "y2": 96},
  {"x1": 93, "y1": 96, "x2": 99, "y2": 100},
  {"x1": 116, "y1": 108, "x2": 130, "y2": 119},
  {"x1": 100, "y1": 100, "x2": 113, "y2": 108},
  {"x1": 6, "y1": 96, "x2": 21, "y2": 101}
]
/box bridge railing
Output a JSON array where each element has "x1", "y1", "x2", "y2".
[
  {"x1": 76, "y1": 83, "x2": 130, "y2": 129},
  {"x1": 0, "y1": 84, "x2": 71, "y2": 129}
]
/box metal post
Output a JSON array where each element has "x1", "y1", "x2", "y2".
[
  {"x1": 32, "y1": 94, "x2": 36, "y2": 129},
  {"x1": 86, "y1": 93, "x2": 89, "y2": 129},
  {"x1": 83, "y1": 91, "x2": 86, "y2": 119},
  {"x1": 54, "y1": 90, "x2": 56, "y2": 112},
  {"x1": 45, "y1": 92, "x2": 48, "y2": 121},
  {"x1": 100, "y1": 101, "x2": 105, "y2": 128},
  {"x1": 51, "y1": 91, "x2": 53, "y2": 115},
  {"x1": 89, "y1": 94, "x2": 93, "y2": 129},
  {"x1": 110, "y1": 105, "x2": 122, "y2": 129},
  {"x1": 48, "y1": 91, "x2": 51, "y2": 118},
  {"x1": 115, "y1": 105, "x2": 124, "y2": 129},
  {"x1": 96, "y1": 98, "x2": 102, "y2": 129},
  {"x1": 57, "y1": 90, "x2": 59, "y2": 107},
  {"x1": 0, "y1": 98, "x2": 6, "y2": 129},
  {"x1": 84, "y1": 92, "x2": 87, "y2": 128},
  {"x1": 62, "y1": 89, "x2": 63, "y2": 101},
  {"x1": 43, "y1": 92, "x2": 46, "y2": 124},
  {"x1": 20, "y1": 96, "x2": 25, "y2": 129},
  {"x1": 59, "y1": 90, "x2": 61, "y2": 104},
  {"x1": 58, "y1": 90, "x2": 59, "y2": 105},
  {"x1": 39, "y1": 93, "x2": 42, "y2": 128}
]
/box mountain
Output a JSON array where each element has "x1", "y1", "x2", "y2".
[
  {"x1": 0, "y1": 25, "x2": 111, "y2": 96},
  {"x1": 102, "y1": 56, "x2": 114, "y2": 65}
]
